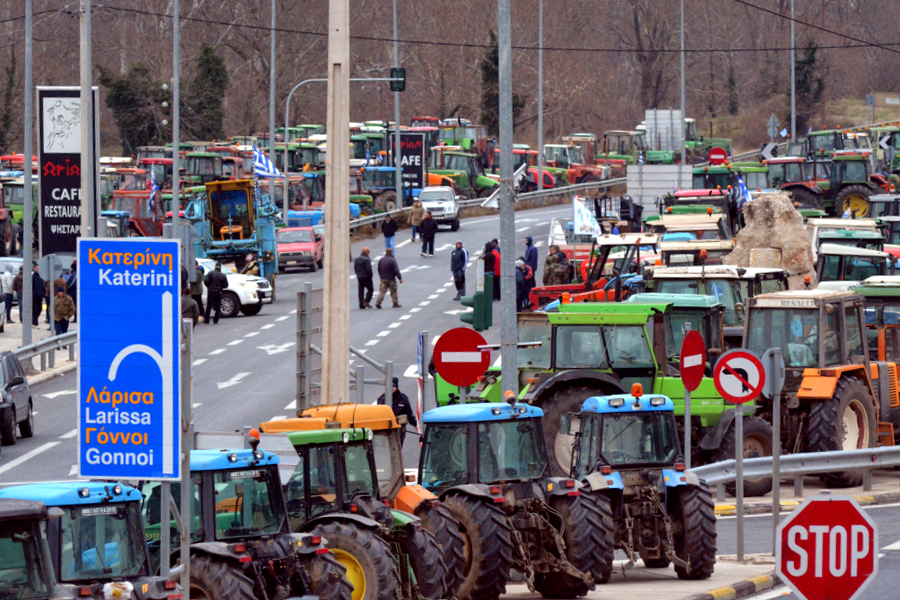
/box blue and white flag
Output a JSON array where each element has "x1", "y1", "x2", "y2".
[
  {"x1": 638, "y1": 150, "x2": 644, "y2": 165},
  {"x1": 780, "y1": 128, "x2": 788, "y2": 138},
  {"x1": 253, "y1": 145, "x2": 285, "y2": 179},
  {"x1": 365, "y1": 148, "x2": 371, "y2": 167},
  {"x1": 149, "y1": 166, "x2": 159, "y2": 211},
  {"x1": 736, "y1": 175, "x2": 753, "y2": 206},
  {"x1": 573, "y1": 197, "x2": 601, "y2": 239}
]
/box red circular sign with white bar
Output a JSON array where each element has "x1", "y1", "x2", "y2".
[{"x1": 433, "y1": 328, "x2": 491, "y2": 387}]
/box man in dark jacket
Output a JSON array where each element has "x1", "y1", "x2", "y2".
[
  {"x1": 354, "y1": 247, "x2": 374, "y2": 309},
  {"x1": 515, "y1": 259, "x2": 528, "y2": 312},
  {"x1": 31, "y1": 264, "x2": 45, "y2": 327},
  {"x1": 181, "y1": 287, "x2": 201, "y2": 327},
  {"x1": 381, "y1": 214, "x2": 398, "y2": 252},
  {"x1": 375, "y1": 248, "x2": 403, "y2": 309},
  {"x1": 203, "y1": 262, "x2": 229, "y2": 324},
  {"x1": 377, "y1": 377, "x2": 418, "y2": 446},
  {"x1": 419, "y1": 212, "x2": 438, "y2": 257},
  {"x1": 450, "y1": 241, "x2": 468, "y2": 300},
  {"x1": 190, "y1": 263, "x2": 205, "y2": 316}
]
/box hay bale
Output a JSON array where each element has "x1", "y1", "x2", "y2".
[{"x1": 723, "y1": 192, "x2": 816, "y2": 289}]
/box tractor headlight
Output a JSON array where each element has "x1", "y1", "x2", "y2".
[
  {"x1": 608, "y1": 397, "x2": 624, "y2": 408},
  {"x1": 649, "y1": 396, "x2": 665, "y2": 406},
  {"x1": 342, "y1": 432, "x2": 350, "y2": 444},
  {"x1": 366, "y1": 430, "x2": 373, "y2": 441}
]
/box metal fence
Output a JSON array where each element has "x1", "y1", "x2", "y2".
[{"x1": 15, "y1": 331, "x2": 77, "y2": 372}]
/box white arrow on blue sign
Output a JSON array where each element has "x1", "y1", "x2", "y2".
[{"x1": 77, "y1": 238, "x2": 181, "y2": 480}]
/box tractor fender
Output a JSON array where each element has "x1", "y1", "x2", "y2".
[
  {"x1": 661, "y1": 469, "x2": 696, "y2": 488},
  {"x1": 299, "y1": 513, "x2": 384, "y2": 533},
  {"x1": 393, "y1": 484, "x2": 438, "y2": 515},
  {"x1": 388, "y1": 509, "x2": 420, "y2": 528},
  {"x1": 698, "y1": 407, "x2": 739, "y2": 451},
  {"x1": 580, "y1": 471, "x2": 625, "y2": 492},
  {"x1": 187, "y1": 541, "x2": 245, "y2": 563},
  {"x1": 542, "y1": 476, "x2": 585, "y2": 497},
  {"x1": 438, "y1": 484, "x2": 498, "y2": 503},
  {"x1": 797, "y1": 367, "x2": 874, "y2": 403},
  {"x1": 528, "y1": 370, "x2": 625, "y2": 403},
  {"x1": 280, "y1": 532, "x2": 330, "y2": 556}
]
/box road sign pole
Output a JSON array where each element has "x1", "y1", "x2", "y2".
[
  {"x1": 160, "y1": 482, "x2": 170, "y2": 576},
  {"x1": 736, "y1": 403, "x2": 744, "y2": 562},
  {"x1": 180, "y1": 318, "x2": 192, "y2": 597},
  {"x1": 684, "y1": 389, "x2": 691, "y2": 470},
  {"x1": 458, "y1": 385, "x2": 467, "y2": 404},
  {"x1": 772, "y1": 347, "x2": 783, "y2": 547}
]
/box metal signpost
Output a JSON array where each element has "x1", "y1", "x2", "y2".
[
  {"x1": 433, "y1": 327, "x2": 490, "y2": 402},
  {"x1": 761, "y1": 346, "x2": 786, "y2": 543},
  {"x1": 679, "y1": 330, "x2": 706, "y2": 470},
  {"x1": 714, "y1": 349, "x2": 766, "y2": 562}
]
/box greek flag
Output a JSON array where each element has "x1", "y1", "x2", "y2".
[
  {"x1": 253, "y1": 145, "x2": 285, "y2": 178},
  {"x1": 736, "y1": 175, "x2": 753, "y2": 206},
  {"x1": 149, "y1": 167, "x2": 159, "y2": 210},
  {"x1": 638, "y1": 150, "x2": 644, "y2": 165},
  {"x1": 365, "y1": 148, "x2": 371, "y2": 167}
]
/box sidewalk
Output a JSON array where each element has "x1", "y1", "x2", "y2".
[{"x1": 1, "y1": 315, "x2": 78, "y2": 385}]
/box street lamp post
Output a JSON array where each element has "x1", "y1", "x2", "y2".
[
  {"x1": 537, "y1": 0, "x2": 543, "y2": 192},
  {"x1": 679, "y1": 0, "x2": 686, "y2": 185},
  {"x1": 269, "y1": 0, "x2": 277, "y2": 209}
]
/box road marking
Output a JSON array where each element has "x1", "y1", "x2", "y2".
[
  {"x1": 192, "y1": 403, "x2": 202, "y2": 408},
  {"x1": 210, "y1": 349, "x2": 226, "y2": 355},
  {"x1": 441, "y1": 282, "x2": 453, "y2": 288},
  {"x1": 43, "y1": 390, "x2": 76, "y2": 399},
  {"x1": 409, "y1": 308, "x2": 421, "y2": 313},
  {"x1": 216, "y1": 372, "x2": 250, "y2": 389},
  {"x1": 397, "y1": 240, "x2": 411, "y2": 248},
  {"x1": 0, "y1": 442, "x2": 61, "y2": 476},
  {"x1": 377, "y1": 331, "x2": 390, "y2": 337},
  {"x1": 244, "y1": 331, "x2": 260, "y2": 338},
  {"x1": 276, "y1": 316, "x2": 290, "y2": 322},
  {"x1": 399, "y1": 315, "x2": 412, "y2": 320},
  {"x1": 388, "y1": 322, "x2": 401, "y2": 329},
  {"x1": 403, "y1": 365, "x2": 419, "y2": 378},
  {"x1": 258, "y1": 343, "x2": 295, "y2": 355},
  {"x1": 261, "y1": 323, "x2": 275, "y2": 330},
  {"x1": 428, "y1": 294, "x2": 439, "y2": 300},
  {"x1": 883, "y1": 540, "x2": 900, "y2": 551},
  {"x1": 193, "y1": 358, "x2": 207, "y2": 366},
  {"x1": 290, "y1": 309, "x2": 297, "y2": 315},
  {"x1": 516, "y1": 227, "x2": 530, "y2": 232},
  {"x1": 418, "y1": 301, "x2": 430, "y2": 307},
  {"x1": 227, "y1": 339, "x2": 243, "y2": 346},
  {"x1": 492, "y1": 355, "x2": 502, "y2": 367},
  {"x1": 444, "y1": 309, "x2": 468, "y2": 315},
  {"x1": 432, "y1": 336, "x2": 439, "y2": 346},
  {"x1": 59, "y1": 429, "x2": 78, "y2": 439},
  {"x1": 284, "y1": 400, "x2": 297, "y2": 410},
  {"x1": 365, "y1": 340, "x2": 380, "y2": 346},
  {"x1": 269, "y1": 415, "x2": 287, "y2": 421},
  {"x1": 749, "y1": 589, "x2": 790, "y2": 600},
  {"x1": 535, "y1": 241, "x2": 545, "y2": 248},
  {"x1": 68, "y1": 465, "x2": 77, "y2": 476}
]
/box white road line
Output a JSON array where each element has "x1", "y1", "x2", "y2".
[
  {"x1": 227, "y1": 339, "x2": 243, "y2": 346},
  {"x1": 210, "y1": 349, "x2": 226, "y2": 355},
  {"x1": 43, "y1": 390, "x2": 76, "y2": 399},
  {"x1": 428, "y1": 294, "x2": 439, "y2": 300},
  {"x1": 377, "y1": 331, "x2": 391, "y2": 337},
  {"x1": 397, "y1": 240, "x2": 411, "y2": 248},
  {"x1": 745, "y1": 589, "x2": 790, "y2": 600},
  {"x1": 535, "y1": 241, "x2": 545, "y2": 247},
  {"x1": 285, "y1": 400, "x2": 297, "y2": 410},
  {"x1": 365, "y1": 340, "x2": 380, "y2": 346},
  {"x1": 492, "y1": 355, "x2": 502, "y2": 367},
  {"x1": 290, "y1": 309, "x2": 297, "y2": 315},
  {"x1": 244, "y1": 331, "x2": 260, "y2": 338},
  {"x1": 388, "y1": 322, "x2": 401, "y2": 329},
  {"x1": 399, "y1": 315, "x2": 412, "y2": 320},
  {"x1": 409, "y1": 308, "x2": 421, "y2": 313},
  {"x1": 0, "y1": 442, "x2": 61, "y2": 476},
  {"x1": 883, "y1": 540, "x2": 900, "y2": 551},
  {"x1": 193, "y1": 358, "x2": 207, "y2": 366},
  {"x1": 269, "y1": 415, "x2": 287, "y2": 421},
  {"x1": 418, "y1": 301, "x2": 430, "y2": 306},
  {"x1": 441, "y1": 282, "x2": 453, "y2": 288},
  {"x1": 261, "y1": 324, "x2": 275, "y2": 330},
  {"x1": 276, "y1": 316, "x2": 290, "y2": 322},
  {"x1": 59, "y1": 429, "x2": 78, "y2": 439},
  {"x1": 68, "y1": 465, "x2": 77, "y2": 476},
  {"x1": 516, "y1": 227, "x2": 530, "y2": 232},
  {"x1": 403, "y1": 365, "x2": 419, "y2": 378}
]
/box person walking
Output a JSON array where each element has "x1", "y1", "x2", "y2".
[
  {"x1": 0, "y1": 266, "x2": 13, "y2": 323},
  {"x1": 190, "y1": 263, "x2": 205, "y2": 317},
  {"x1": 409, "y1": 200, "x2": 425, "y2": 242},
  {"x1": 53, "y1": 286, "x2": 75, "y2": 335},
  {"x1": 12, "y1": 266, "x2": 23, "y2": 323},
  {"x1": 181, "y1": 287, "x2": 201, "y2": 327},
  {"x1": 203, "y1": 262, "x2": 229, "y2": 324},
  {"x1": 524, "y1": 236, "x2": 538, "y2": 276},
  {"x1": 515, "y1": 259, "x2": 528, "y2": 312},
  {"x1": 450, "y1": 241, "x2": 468, "y2": 300},
  {"x1": 491, "y1": 242, "x2": 502, "y2": 300},
  {"x1": 354, "y1": 247, "x2": 374, "y2": 309},
  {"x1": 375, "y1": 248, "x2": 403, "y2": 309},
  {"x1": 377, "y1": 377, "x2": 418, "y2": 447},
  {"x1": 381, "y1": 213, "x2": 398, "y2": 252},
  {"x1": 66, "y1": 259, "x2": 78, "y2": 322},
  {"x1": 31, "y1": 263, "x2": 45, "y2": 327},
  {"x1": 420, "y1": 211, "x2": 437, "y2": 257}
]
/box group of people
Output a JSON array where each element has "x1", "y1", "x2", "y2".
[{"x1": 4, "y1": 261, "x2": 78, "y2": 334}]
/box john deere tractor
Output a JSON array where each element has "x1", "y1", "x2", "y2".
[
  {"x1": 566, "y1": 386, "x2": 716, "y2": 579},
  {"x1": 419, "y1": 401, "x2": 613, "y2": 600}
]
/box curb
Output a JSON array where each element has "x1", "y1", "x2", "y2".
[
  {"x1": 27, "y1": 362, "x2": 76, "y2": 386},
  {"x1": 682, "y1": 571, "x2": 779, "y2": 600},
  {"x1": 715, "y1": 489, "x2": 900, "y2": 516}
]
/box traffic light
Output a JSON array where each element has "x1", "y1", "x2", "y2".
[
  {"x1": 390, "y1": 67, "x2": 406, "y2": 92},
  {"x1": 460, "y1": 291, "x2": 485, "y2": 331}
]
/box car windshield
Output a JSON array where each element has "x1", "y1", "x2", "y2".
[
  {"x1": 554, "y1": 324, "x2": 654, "y2": 369},
  {"x1": 277, "y1": 229, "x2": 313, "y2": 243},
  {"x1": 585, "y1": 412, "x2": 679, "y2": 470},
  {"x1": 419, "y1": 190, "x2": 454, "y2": 203},
  {"x1": 59, "y1": 503, "x2": 147, "y2": 582},
  {"x1": 198, "y1": 259, "x2": 235, "y2": 275},
  {"x1": 477, "y1": 419, "x2": 546, "y2": 483},
  {"x1": 212, "y1": 468, "x2": 284, "y2": 540},
  {"x1": 420, "y1": 424, "x2": 469, "y2": 493},
  {"x1": 0, "y1": 521, "x2": 51, "y2": 599}
]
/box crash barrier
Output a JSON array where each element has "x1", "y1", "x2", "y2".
[{"x1": 15, "y1": 331, "x2": 77, "y2": 372}]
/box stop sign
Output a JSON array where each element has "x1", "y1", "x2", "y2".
[
  {"x1": 707, "y1": 147, "x2": 728, "y2": 165},
  {"x1": 776, "y1": 496, "x2": 878, "y2": 600},
  {"x1": 433, "y1": 328, "x2": 491, "y2": 387}
]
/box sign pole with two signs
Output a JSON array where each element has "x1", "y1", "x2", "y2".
[{"x1": 714, "y1": 348, "x2": 766, "y2": 563}]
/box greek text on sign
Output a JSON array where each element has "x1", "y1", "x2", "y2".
[{"x1": 78, "y1": 239, "x2": 181, "y2": 480}]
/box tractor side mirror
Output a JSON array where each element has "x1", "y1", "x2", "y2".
[
  {"x1": 559, "y1": 414, "x2": 572, "y2": 435},
  {"x1": 734, "y1": 302, "x2": 745, "y2": 315}
]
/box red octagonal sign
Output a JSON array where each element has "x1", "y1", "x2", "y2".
[{"x1": 776, "y1": 495, "x2": 878, "y2": 600}]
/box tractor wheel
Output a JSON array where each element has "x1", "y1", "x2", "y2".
[
  {"x1": 789, "y1": 187, "x2": 822, "y2": 211},
  {"x1": 311, "y1": 522, "x2": 399, "y2": 600},
  {"x1": 0, "y1": 405, "x2": 15, "y2": 445},
  {"x1": 415, "y1": 502, "x2": 466, "y2": 598},
  {"x1": 374, "y1": 192, "x2": 397, "y2": 212},
  {"x1": 442, "y1": 492, "x2": 514, "y2": 600},
  {"x1": 713, "y1": 416, "x2": 774, "y2": 497},
  {"x1": 239, "y1": 303, "x2": 262, "y2": 316},
  {"x1": 18, "y1": 402, "x2": 34, "y2": 438},
  {"x1": 398, "y1": 523, "x2": 447, "y2": 600},
  {"x1": 837, "y1": 184, "x2": 872, "y2": 218},
  {"x1": 188, "y1": 554, "x2": 256, "y2": 600},
  {"x1": 807, "y1": 377, "x2": 876, "y2": 487},
  {"x1": 477, "y1": 187, "x2": 495, "y2": 199},
  {"x1": 578, "y1": 174, "x2": 602, "y2": 184},
  {"x1": 533, "y1": 492, "x2": 614, "y2": 598},
  {"x1": 539, "y1": 385, "x2": 616, "y2": 476},
  {"x1": 219, "y1": 292, "x2": 240, "y2": 318},
  {"x1": 304, "y1": 548, "x2": 354, "y2": 600},
  {"x1": 672, "y1": 483, "x2": 717, "y2": 580}
]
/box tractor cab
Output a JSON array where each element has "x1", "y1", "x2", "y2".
[
  {"x1": 0, "y1": 499, "x2": 59, "y2": 600},
  {"x1": 625, "y1": 293, "x2": 725, "y2": 363},
  {"x1": 657, "y1": 239, "x2": 734, "y2": 266},
  {"x1": 866, "y1": 193, "x2": 900, "y2": 219},
  {"x1": 815, "y1": 243, "x2": 892, "y2": 290},
  {"x1": 644, "y1": 212, "x2": 732, "y2": 241},
  {"x1": 205, "y1": 180, "x2": 255, "y2": 241},
  {"x1": 815, "y1": 229, "x2": 886, "y2": 252},
  {"x1": 183, "y1": 153, "x2": 224, "y2": 184},
  {"x1": 115, "y1": 168, "x2": 148, "y2": 191}
]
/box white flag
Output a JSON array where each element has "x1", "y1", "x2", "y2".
[{"x1": 573, "y1": 197, "x2": 601, "y2": 238}]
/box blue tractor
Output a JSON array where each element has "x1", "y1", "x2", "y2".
[
  {"x1": 0, "y1": 498, "x2": 70, "y2": 599},
  {"x1": 139, "y1": 433, "x2": 350, "y2": 600},
  {"x1": 566, "y1": 385, "x2": 717, "y2": 579},
  {"x1": 419, "y1": 400, "x2": 613, "y2": 600},
  {"x1": 0, "y1": 483, "x2": 179, "y2": 600}
]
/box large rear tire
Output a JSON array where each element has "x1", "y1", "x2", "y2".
[
  {"x1": 673, "y1": 483, "x2": 716, "y2": 580},
  {"x1": 305, "y1": 549, "x2": 354, "y2": 600},
  {"x1": 415, "y1": 502, "x2": 466, "y2": 598},
  {"x1": 713, "y1": 416, "x2": 774, "y2": 497},
  {"x1": 789, "y1": 187, "x2": 822, "y2": 211},
  {"x1": 807, "y1": 377, "x2": 876, "y2": 487},
  {"x1": 311, "y1": 522, "x2": 400, "y2": 600},
  {"x1": 836, "y1": 184, "x2": 872, "y2": 218},
  {"x1": 189, "y1": 554, "x2": 256, "y2": 600},
  {"x1": 399, "y1": 523, "x2": 447, "y2": 600},
  {"x1": 539, "y1": 385, "x2": 618, "y2": 476},
  {"x1": 374, "y1": 192, "x2": 397, "y2": 212},
  {"x1": 442, "y1": 493, "x2": 514, "y2": 600}
]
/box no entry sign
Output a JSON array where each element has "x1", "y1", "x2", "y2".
[
  {"x1": 776, "y1": 495, "x2": 878, "y2": 600},
  {"x1": 680, "y1": 330, "x2": 706, "y2": 392},
  {"x1": 707, "y1": 147, "x2": 728, "y2": 165},
  {"x1": 713, "y1": 349, "x2": 765, "y2": 404},
  {"x1": 433, "y1": 328, "x2": 491, "y2": 387}
]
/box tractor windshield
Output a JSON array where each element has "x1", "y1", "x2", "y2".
[
  {"x1": 477, "y1": 419, "x2": 547, "y2": 483},
  {"x1": 554, "y1": 324, "x2": 654, "y2": 370},
  {"x1": 420, "y1": 424, "x2": 470, "y2": 493},
  {"x1": 576, "y1": 412, "x2": 678, "y2": 474},
  {"x1": 747, "y1": 307, "x2": 840, "y2": 368},
  {"x1": 767, "y1": 162, "x2": 804, "y2": 187},
  {"x1": 836, "y1": 160, "x2": 868, "y2": 182},
  {"x1": 655, "y1": 279, "x2": 747, "y2": 326},
  {"x1": 741, "y1": 171, "x2": 768, "y2": 190},
  {"x1": 667, "y1": 309, "x2": 721, "y2": 358},
  {"x1": 212, "y1": 467, "x2": 284, "y2": 540},
  {"x1": 340, "y1": 443, "x2": 378, "y2": 501},
  {"x1": 0, "y1": 521, "x2": 52, "y2": 599},
  {"x1": 371, "y1": 430, "x2": 404, "y2": 499},
  {"x1": 517, "y1": 320, "x2": 552, "y2": 369},
  {"x1": 59, "y1": 502, "x2": 147, "y2": 582}
]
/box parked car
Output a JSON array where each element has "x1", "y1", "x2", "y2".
[
  {"x1": 196, "y1": 257, "x2": 272, "y2": 317},
  {"x1": 276, "y1": 226, "x2": 324, "y2": 272},
  {"x1": 0, "y1": 350, "x2": 33, "y2": 449},
  {"x1": 418, "y1": 185, "x2": 460, "y2": 231}
]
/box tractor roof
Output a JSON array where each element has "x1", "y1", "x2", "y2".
[
  {"x1": 647, "y1": 213, "x2": 726, "y2": 227},
  {"x1": 625, "y1": 293, "x2": 722, "y2": 309},
  {"x1": 0, "y1": 482, "x2": 142, "y2": 506},
  {"x1": 422, "y1": 402, "x2": 542, "y2": 424},
  {"x1": 263, "y1": 404, "x2": 399, "y2": 432},
  {"x1": 763, "y1": 156, "x2": 806, "y2": 164},
  {"x1": 731, "y1": 161, "x2": 767, "y2": 171},
  {"x1": 854, "y1": 276, "x2": 900, "y2": 296},
  {"x1": 659, "y1": 240, "x2": 734, "y2": 252},
  {"x1": 287, "y1": 428, "x2": 372, "y2": 446},
  {"x1": 808, "y1": 217, "x2": 878, "y2": 230},
  {"x1": 0, "y1": 498, "x2": 48, "y2": 522},
  {"x1": 190, "y1": 448, "x2": 280, "y2": 471},
  {"x1": 869, "y1": 194, "x2": 900, "y2": 204},
  {"x1": 750, "y1": 289, "x2": 862, "y2": 307},
  {"x1": 581, "y1": 393, "x2": 675, "y2": 414},
  {"x1": 817, "y1": 229, "x2": 884, "y2": 241},
  {"x1": 605, "y1": 130, "x2": 643, "y2": 136},
  {"x1": 692, "y1": 165, "x2": 731, "y2": 174},
  {"x1": 831, "y1": 150, "x2": 869, "y2": 161},
  {"x1": 671, "y1": 189, "x2": 728, "y2": 198},
  {"x1": 552, "y1": 302, "x2": 667, "y2": 324},
  {"x1": 818, "y1": 243, "x2": 889, "y2": 258},
  {"x1": 651, "y1": 265, "x2": 785, "y2": 278}
]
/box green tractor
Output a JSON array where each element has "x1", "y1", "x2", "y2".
[
  {"x1": 600, "y1": 130, "x2": 651, "y2": 165},
  {"x1": 684, "y1": 118, "x2": 732, "y2": 159},
  {"x1": 182, "y1": 152, "x2": 225, "y2": 185},
  {"x1": 429, "y1": 148, "x2": 499, "y2": 198},
  {"x1": 767, "y1": 152, "x2": 877, "y2": 216}
]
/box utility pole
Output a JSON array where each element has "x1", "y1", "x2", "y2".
[
  {"x1": 790, "y1": 0, "x2": 796, "y2": 138},
  {"x1": 268, "y1": 0, "x2": 276, "y2": 211},
  {"x1": 537, "y1": 0, "x2": 544, "y2": 192},
  {"x1": 392, "y1": 0, "x2": 403, "y2": 204},
  {"x1": 321, "y1": 0, "x2": 351, "y2": 405},
  {"x1": 498, "y1": 0, "x2": 517, "y2": 396},
  {"x1": 171, "y1": 0, "x2": 181, "y2": 231},
  {"x1": 679, "y1": 0, "x2": 686, "y2": 185},
  {"x1": 80, "y1": 0, "x2": 93, "y2": 238},
  {"x1": 23, "y1": 0, "x2": 33, "y2": 347}
]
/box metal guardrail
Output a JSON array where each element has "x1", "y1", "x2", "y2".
[{"x1": 15, "y1": 331, "x2": 77, "y2": 372}]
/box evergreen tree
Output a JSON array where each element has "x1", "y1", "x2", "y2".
[
  {"x1": 788, "y1": 40, "x2": 825, "y2": 136},
  {"x1": 726, "y1": 63, "x2": 739, "y2": 116},
  {"x1": 184, "y1": 44, "x2": 229, "y2": 140},
  {"x1": 97, "y1": 63, "x2": 170, "y2": 155},
  {"x1": 479, "y1": 31, "x2": 526, "y2": 137},
  {"x1": 0, "y1": 49, "x2": 17, "y2": 153}
]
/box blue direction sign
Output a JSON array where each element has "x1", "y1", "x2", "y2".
[{"x1": 78, "y1": 239, "x2": 180, "y2": 479}]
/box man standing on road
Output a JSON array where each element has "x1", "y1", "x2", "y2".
[
  {"x1": 375, "y1": 248, "x2": 403, "y2": 309},
  {"x1": 31, "y1": 263, "x2": 45, "y2": 327},
  {"x1": 377, "y1": 377, "x2": 418, "y2": 447},
  {"x1": 451, "y1": 241, "x2": 468, "y2": 300},
  {"x1": 190, "y1": 263, "x2": 205, "y2": 317},
  {"x1": 409, "y1": 200, "x2": 425, "y2": 242},
  {"x1": 420, "y1": 211, "x2": 437, "y2": 257},
  {"x1": 515, "y1": 259, "x2": 528, "y2": 312},
  {"x1": 203, "y1": 262, "x2": 229, "y2": 324},
  {"x1": 0, "y1": 266, "x2": 13, "y2": 323},
  {"x1": 381, "y1": 213, "x2": 398, "y2": 252},
  {"x1": 182, "y1": 287, "x2": 201, "y2": 328},
  {"x1": 354, "y1": 247, "x2": 374, "y2": 309},
  {"x1": 53, "y1": 287, "x2": 75, "y2": 335}
]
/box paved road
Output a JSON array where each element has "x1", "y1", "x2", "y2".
[{"x1": 0, "y1": 203, "x2": 566, "y2": 482}]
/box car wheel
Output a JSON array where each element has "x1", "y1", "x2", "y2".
[
  {"x1": 220, "y1": 292, "x2": 240, "y2": 318},
  {"x1": 240, "y1": 303, "x2": 263, "y2": 316},
  {"x1": 310, "y1": 260, "x2": 318, "y2": 272},
  {"x1": 19, "y1": 402, "x2": 34, "y2": 438},
  {"x1": 0, "y1": 405, "x2": 16, "y2": 445},
  {"x1": 317, "y1": 254, "x2": 324, "y2": 269}
]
